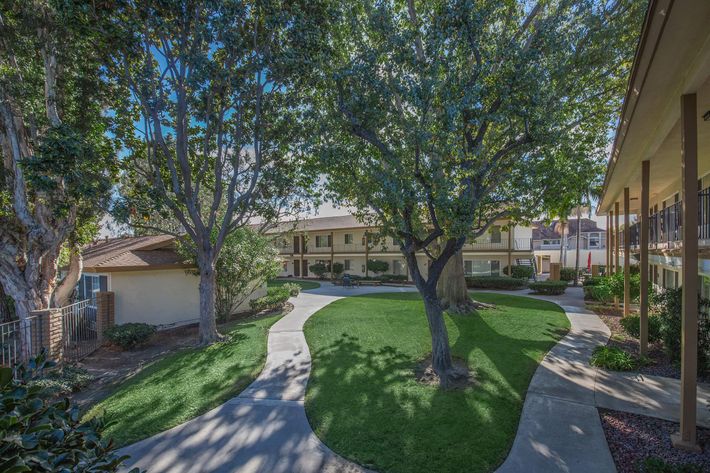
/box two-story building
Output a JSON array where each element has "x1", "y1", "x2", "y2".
[
  {"x1": 270, "y1": 215, "x2": 535, "y2": 280},
  {"x1": 597, "y1": 0, "x2": 710, "y2": 451},
  {"x1": 532, "y1": 218, "x2": 608, "y2": 273}
]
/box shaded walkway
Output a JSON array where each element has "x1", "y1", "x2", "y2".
[
  {"x1": 490, "y1": 287, "x2": 710, "y2": 473},
  {"x1": 118, "y1": 283, "x2": 415, "y2": 473}
]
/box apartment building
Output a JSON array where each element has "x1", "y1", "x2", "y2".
[
  {"x1": 597, "y1": 0, "x2": 710, "y2": 450},
  {"x1": 270, "y1": 215, "x2": 534, "y2": 280},
  {"x1": 532, "y1": 218, "x2": 608, "y2": 273}
]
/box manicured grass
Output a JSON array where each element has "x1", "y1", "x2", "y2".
[
  {"x1": 267, "y1": 279, "x2": 321, "y2": 290},
  {"x1": 84, "y1": 312, "x2": 283, "y2": 447},
  {"x1": 304, "y1": 292, "x2": 569, "y2": 473}
]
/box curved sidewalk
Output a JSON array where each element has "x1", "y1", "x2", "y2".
[{"x1": 119, "y1": 284, "x2": 415, "y2": 473}]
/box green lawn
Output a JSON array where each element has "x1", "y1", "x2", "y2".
[
  {"x1": 303, "y1": 292, "x2": 569, "y2": 473},
  {"x1": 84, "y1": 312, "x2": 283, "y2": 447},
  {"x1": 267, "y1": 279, "x2": 321, "y2": 290}
]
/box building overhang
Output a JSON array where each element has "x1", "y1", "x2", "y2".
[{"x1": 598, "y1": 0, "x2": 710, "y2": 215}]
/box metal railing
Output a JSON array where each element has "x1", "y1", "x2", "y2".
[
  {"x1": 626, "y1": 187, "x2": 710, "y2": 249},
  {"x1": 61, "y1": 298, "x2": 98, "y2": 362},
  {"x1": 0, "y1": 315, "x2": 42, "y2": 368}
]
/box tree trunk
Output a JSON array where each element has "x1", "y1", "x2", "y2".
[
  {"x1": 436, "y1": 249, "x2": 492, "y2": 314},
  {"x1": 53, "y1": 248, "x2": 82, "y2": 307},
  {"x1": 574, "y1": 206, "x2": 581, "y2": 286},
  {"x1": 422, "y1": 291, "x2": 454, "y2": 385},
  {"x1": 197, "y1": 260, "x2": 221, "y2": 345}
]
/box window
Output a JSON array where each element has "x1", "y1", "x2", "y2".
[
  {"x1": 589, "y1": 233, "x2": 601, "y2": 249},
  {"x1": 77, "y1": 274, "x2": 105, "y2": 301},
  {"x1": 315, "y1": 235, "x2": 331, "y2": 248},
  {"x1": 344, "y1": 233, "x2": 353, "y2": 245},
  {"x1": 344, "y1": 259, "x2": 351, "y2": 271},
  {"x1": 392, "y1": 260, "x2": 404, "y2": 275},
  {"x1": 464, "y1": 260, "x2": 500, "y2": 276},
  {"x1": 542, "y1": 239, "x2": 561, "y2": 246},
  {"x1": 282, "y1": 261, "x2": 288, "y2": 271},
  {"x1": 490, "y1": 226, "x2": 502, "y2": 244}
]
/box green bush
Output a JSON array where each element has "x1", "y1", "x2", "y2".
[
  {"x1": 250, "y1": 286, "x2": 291, "y2": 311},
  {"x1": 465, "y1": 276, "x2": 527, "y2": 290},
  {"x1": 0, "y1": 353, "x2": 137, "y2": 472},
  {"x1": 581, "y1": 272, "x2": 642, "y2": 303},
  {"x1": 309, "y1": 262, "x2": 328, "y2": 279},
  {"x1": 529, "y1": 280, "x2": 568, "y2": 295},
  {"x1": 366, "y1": 259, "x2": 389, "y2": 275},
  {"x1": 103, "y1": 323, "x2": 156, "y2": 350},
  {"x1": 380, "y1": 274, "x2": 408, "y2": 282},
  {"x1": 559, "y1": 267, "x2": 579, "y2": 282},
  {"x1": 503, "y1": 265, "x2": 535, "y2": 279},
  {"x1": 641, "y1": 457, "x2": 704, "y2": 473},
  {"x1": 282, "y1": 282, "x2": 301, "y2": 297},
  {"x1": 29, "y1": 365, "x2": 94, "y2": 397},
  {"x1": 619, "y1": 314, "x2": 662, "y2": 342},
  {"x1": 331, "y1": 262, "x2": 344, "y2": 278},
  {"x1": 590, "y1": 346, "x2": 638, "y2": 371},
  {"x1": 583, "y1": 276, "x2": 605, "y2": 287},
  {"x1": 651, "y1": 288, "x2": 710, "y2": 375}
]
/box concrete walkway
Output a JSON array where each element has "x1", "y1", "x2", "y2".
[
  {"x1": 494, "y1": 287, "x2": 710, "y2": 473},
  {"x1": 119, "y1": 283, "x2": 416, "y2": 473}
]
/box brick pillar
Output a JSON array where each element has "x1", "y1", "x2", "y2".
[
  {"x1": 30, "y1": 309, "x2": 63, "y2": 361},
  {"x1": 96, "y1": 291, "x2": 115, "y2": 343}
]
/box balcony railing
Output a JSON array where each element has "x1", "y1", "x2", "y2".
[
  {"x1": 625, "y1": 187, "x2": 710, "y2": 249},
  {"x1": 279, "y1": 237, "x2": 533, "y2": 254}
]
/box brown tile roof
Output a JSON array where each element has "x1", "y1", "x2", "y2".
[
  {"x1": 82, "y1": 235, "x2": 192, "y2": 272},
  {"x1": 264, "y1": 214, "x2": 371, "y2": 233},
  {"x1": 532, "y1": 219, "x2": 605, "y2": 240}
]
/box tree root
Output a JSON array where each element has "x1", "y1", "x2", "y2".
[{"x1": 440, "y1": 298, "x2": 495, "y2": 315}]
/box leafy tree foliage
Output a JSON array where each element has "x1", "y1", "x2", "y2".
[
  {"x1": 366, "y1": 259, "x2": 389, "y2": 275},
  {"x1": 89, "y1": 0, "x2": 325, "y2": 344},
  {"x1": 309, "y1": 0, "x2": 644, "y2": 385},
  {"x1": 331, "y1": 262, "x2": 344, "y2": 278},
  {"x1": 0, "y1": 1, "x2": 119, "y2": 327},
  {"x1": 309, "y1": 262, "x2": 329, "y2": 279},
  {"x1": 181, "y1": 228, "x2": 281, "y2": 322}
]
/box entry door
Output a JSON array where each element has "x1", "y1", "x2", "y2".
[
  {"x1": 293, "y1": 236, "x2": 300, "y2": 254},
  {"x1": 294, "y1": 260, "x2": 300, "y2": 277},
  {"x1": 542, "y1": 257, "x2": 550, "y2": 273},
  {"x1": 303, "y1": 260, "x2": 309, "y2": 277}
]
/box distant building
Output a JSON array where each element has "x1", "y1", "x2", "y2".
[{"x1": 532, "y1": 218, "x2": 607, "y2": 273}]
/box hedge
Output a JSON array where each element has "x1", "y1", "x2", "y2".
[
  {"x1": 465, "y1": 276, "x2": 528, "y2": 290},
  {"x1": 250, "y1": 286, "x2": 290, "y2": 311},
  {"x1": 529, "y1": 280, "x2": 568, "y2": 295},
  {"x1": 559, "y1": 267, "x2": 579, "y2": 282},
  {"x1": 103, "y1": 323, "x2": 156, "y2": 350},
  {"x1": 503, "y1": 265, "x2": 535, "y2": 279}
]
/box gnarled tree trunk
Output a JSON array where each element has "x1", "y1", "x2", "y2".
[{"x1": 436, "y1": 249, "x2": 493, "y2": 314}]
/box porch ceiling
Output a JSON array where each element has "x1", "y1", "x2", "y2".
[{"x1": 598, "y1": 0, "x2": 710, "y2": 215}]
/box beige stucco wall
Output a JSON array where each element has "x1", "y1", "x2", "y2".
[
  {"x1": 106, "y1": 269, "x2": 266, "y2": 328},
  {"x1": 109, "y1": 269, "x2": 200, "y2": 326}
]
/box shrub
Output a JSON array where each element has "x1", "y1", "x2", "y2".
[
  {"x1": 250, "y1": 286, "x2": 290, "y2": 311},
  {"x1": 103, "y1": 323, "x2": 156, "y2": 350},
  {"x1": 366, "y1": 259, "x2": 389, "y2": 275},
  {"x1": 529, "y1": 280, "x2": 568, "y2": 295},
  {"x1": 29, "y1": 365, "x2": 94, "y2": 397},
  {"x1": 503, "y1": 265, "x2": 535, "y2": 279},
  {"x1": 651, "y1": 287, "x2": 710, "y2": 375},
  {"x1": 309, "y1": 262, "x2": 328, "y2": 279},
  {"x1": 465, "y1": 276, "x2": 527, "y2": 290},
  {"x1": 0, "y1": 353, "x2": 137, "y2": 472},
  {"x1": 641, "y1": 457, "x2": 704, "y2": 473},
  {"x1": 380, "y1": 274, "x2": 408, "y2": 282},
  {"x1": 582, "y1": 272, "x2": 642, "y2": 303},
  {"x1": 583, "y1": 276, "x2": 605, "y2": 287},
  {"x1": 590, "y1": 346, "x2": 638, "y2": 371},
  {"x1": 559, "y1": 267, "x2": 579, "y2": 282},
  {"x1": 331, "y1": 262, "x2": 344, "y2": 278},
  {"x1": 619, "y1": 314, "x2": 662, "y2": 342},
  {"x1": 282, "y1": 282, "x2": 301, "y2": 297}
]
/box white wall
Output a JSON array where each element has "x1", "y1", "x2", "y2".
[{"x1": 106, "y1": 269, "x2": 265, "y2": 328}]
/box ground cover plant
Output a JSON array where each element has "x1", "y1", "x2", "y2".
[
  {"x1": 304, "y1": 292, "x2": 569, "y2": 473},
  {"x1": 84, "y1": 312, "x2": 283, "y2": 446},
  {"x1": 529, "y1": 280, "x2": 568, "y2": 295},
  {"x1": 268, "y1": 279, "x2": 321, "y2": 291}
]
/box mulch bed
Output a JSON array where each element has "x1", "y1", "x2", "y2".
[
  {"x1": 597, "y1": 311, "x2": 680, "y2": 379},
  {"x1": 600, "y1": 409, "x2": 710, "y2": 473}
]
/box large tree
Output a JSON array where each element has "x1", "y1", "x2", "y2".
[
  {"x1": 95, "y1": 0, "x2": 324, "y2": 344},
  {"x1": 311, "y1": 0, "x2": 644, "y2": 386},
  {"x1": 0, "y1": 1, "x2": 118, "y2": 331}
]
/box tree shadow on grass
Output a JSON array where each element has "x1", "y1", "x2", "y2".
[{"x1": 305, "y1": 296, "x2": 570, "y2": 473}]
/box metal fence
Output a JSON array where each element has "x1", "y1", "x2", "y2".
[
  {"x1": 61, "y1": 298, "x2": 98, "y2": 362},
  {"x1": 0, "y1": 315, "x2": 43, "y2": 368}
]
